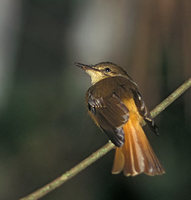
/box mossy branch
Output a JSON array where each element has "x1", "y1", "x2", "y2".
[{"x1": 20, "y1": 78, "x2": 191, "y2": 200}]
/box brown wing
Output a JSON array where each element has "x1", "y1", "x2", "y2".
[
  {"x1": 117, "y1": 75, "x2": 158, "y2": 134},
  {"x1": 86, "y1": 83, "x2": 129, "y2": 147},
  {"x1": 131, "y1": 89, "x2": 159, "y2": 135}
]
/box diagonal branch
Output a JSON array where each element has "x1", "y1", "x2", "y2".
[{"x1": 20, "y1": 78, "x2": 191, "y2": 200}]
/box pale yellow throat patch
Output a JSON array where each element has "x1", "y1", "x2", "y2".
[{"x1": 86, "y1": 70, "x2": 106, "y2": 85}]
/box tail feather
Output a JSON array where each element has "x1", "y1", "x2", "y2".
[
  {"x1": 112, "y1": 118, "x2": 165, "y2": 176},
  {"x1": 112, "y1": 147, "x2": 124, "y2": 174}
]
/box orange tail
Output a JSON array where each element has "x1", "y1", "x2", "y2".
[{"x1": 112, "y1": 117, "x2": 165, "y2": 176}]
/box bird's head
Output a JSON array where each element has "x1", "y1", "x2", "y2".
[{"x1": 76, "y1": 62, "x2": 128, "y2": 84}]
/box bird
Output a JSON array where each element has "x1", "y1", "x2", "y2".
[{"x1": 76, "y1": 62, "x2": 165, "y2": 176}]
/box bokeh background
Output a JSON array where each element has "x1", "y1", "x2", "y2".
[{"x1": 0, "y1": 0, "x2": 190, "y2": 199}]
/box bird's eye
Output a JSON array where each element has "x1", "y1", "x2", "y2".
[{"x1": 105, "y1": 68, "x2": 111, "y2": 72}]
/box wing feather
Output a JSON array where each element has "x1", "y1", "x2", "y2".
[{"x1": 86, "y1": 81, "x2": 130, "y2": 147}]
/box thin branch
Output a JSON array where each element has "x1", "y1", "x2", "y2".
[
  {"x1": 20, "y1": 78, "x2": 191, "y2": 200},
  {"x1": 151, "y1": 78, "x2": 191, "y2": 118}
]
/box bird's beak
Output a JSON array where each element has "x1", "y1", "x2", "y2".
[{"x1": 75, "y1": 62, "x2": 99, "y2": 72}]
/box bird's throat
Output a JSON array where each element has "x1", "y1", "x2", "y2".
[{"x1": 86, "y1": 70, "x2": 106, "y2": 85}]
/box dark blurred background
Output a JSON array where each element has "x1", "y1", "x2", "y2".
[{"x1": 0, "y1": 0, "x2": 190, "y2": 199}]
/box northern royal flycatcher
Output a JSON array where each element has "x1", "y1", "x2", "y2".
[{"x1": 76, "y1": 62, "x2": 165, "y2": 176}]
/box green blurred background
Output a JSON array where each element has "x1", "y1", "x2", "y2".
[{"x1": 0, "y1": 0, "x2": 190, "y2": 199}]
